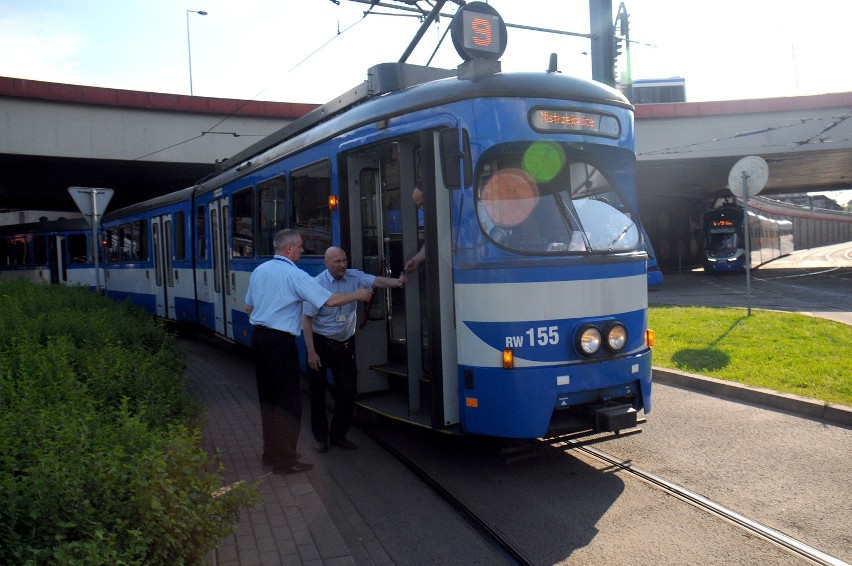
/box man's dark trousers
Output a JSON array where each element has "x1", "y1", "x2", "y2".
[
  {"x1": 307, "y1": 333, "x2": 357, "y2": 444},
  {"x1": 252, "y1": 326, "x2": 301, "y2": 469}
]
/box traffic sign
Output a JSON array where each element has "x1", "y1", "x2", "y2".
[
  {"x1": 68, "y1": 186, "x2": 114, "y2": 227},
  {"x1": 728, "y1": 156, "x2": 768, "y2": 199}
]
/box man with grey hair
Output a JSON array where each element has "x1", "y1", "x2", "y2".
[{"x1": 245, "y1": 230, "x2": 372, "y2": 475}]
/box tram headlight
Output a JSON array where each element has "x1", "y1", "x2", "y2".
[
  {"x1": 605, "y1": 322, "x2": 628, "y2": 352},
  {"x1": 577, "y1": 325, "x2": 602, "y2": 356}
]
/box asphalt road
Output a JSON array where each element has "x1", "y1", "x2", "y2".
[{"x1": 649, "y1": 241, "x2": 852, "y2": 326}]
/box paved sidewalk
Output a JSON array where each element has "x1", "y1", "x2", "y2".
[{"x1": 182, "y1": 335, "x2": 390, "y2": 566}]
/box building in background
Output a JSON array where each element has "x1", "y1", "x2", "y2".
[{"x1": 621, "y1": 77, "x2": 686, "y2": 104}]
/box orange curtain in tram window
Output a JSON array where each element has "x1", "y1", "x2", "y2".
[{"x1": 479, "y1": 168, "x2": 539, "y2": 228}]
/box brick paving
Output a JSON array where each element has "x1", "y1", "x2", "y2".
[{"x1": 181, "y1": 335, "x2": 376, "y2": 566}]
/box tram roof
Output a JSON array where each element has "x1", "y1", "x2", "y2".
[
  {"x1": 0, "y1": 218, "x2": 90, "y2": 235},
  {"x1": 103, "y1": 186, "x2": 196, "y2": 223},
  {"x1": 203, "y1": 62, "x2": 632, "y2": 192}
]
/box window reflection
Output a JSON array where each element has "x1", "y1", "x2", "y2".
[{"x1": 476, "y1": 142, "x2": 638, "y2": 254}]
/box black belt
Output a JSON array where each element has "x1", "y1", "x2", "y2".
[
  {"x1": 314, "y1": 333, "x2": 354, "y2": 349},
  {"x1": 253, "y1": 325, "x2": 296, "y2": 338}
]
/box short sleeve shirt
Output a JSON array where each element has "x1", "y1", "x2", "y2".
[
  {"x1": 245, "y1": 256, "x2": 332, "y2": 335},
  {"x1": 304, "y1": 268, "x2": 376, "y2": 341}
]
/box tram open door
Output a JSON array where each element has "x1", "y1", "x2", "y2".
[{"x1": 344, "y1": 130, "x2": 461, "y2": 431}]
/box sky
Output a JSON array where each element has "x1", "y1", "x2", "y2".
[{"x1": 1, "y1": 0, "x2": 851, "y2": 204}]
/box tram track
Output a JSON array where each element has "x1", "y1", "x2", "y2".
[
  {"x1": 360, "y1": 415, "x2": 848, "y2": 565},
  {"x1": 560, "y1": 440, "x2": 849, "y2": 566},
  {"x1": 696, "y1": 267, "x2": 851, "y2": 315},
  {"x1": 358, "y1": 420, "x2": 533, "y2": 566}
]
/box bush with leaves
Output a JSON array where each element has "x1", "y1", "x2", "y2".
[{"x1": 0, "y1": 280, "x2": 260, "y2": 564}]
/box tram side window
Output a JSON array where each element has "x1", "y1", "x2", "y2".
[
  {"x1": 258, "y1": 175, "x2": 287, "y2": 256},
  {"x1": 174, "y1": 212, "x2": 186, "y2": 260},
  {"x1": 196, "y1": 205, "x2": 207, "y2": 259},
  {"x1": 14, "y1": 240, "x2": 27, "y2": 265},
  {"x1": 67, "y1": 234, "x2": 88, "y2": 263},
  {"x1": 131, "y1": 221, "x2": 147, "y2": 261},
  {"x1": 106, "y1": 221, "x2": 147, "y2": 262},
  {"x1": 33, "y1": 235, "x2": 48, "y2": 265},
  {"x1": 0, "y1": 238, "x2": 9, "y2": 265},
  {"x1": 232, "y1": 187, "x2": 254, "y2": 258},
  {"x1": 291, "y1": 161, "x2": 332, "y2": 256},
  {"x1": 3, "y1": 237, "x2": 29, "y2": 265}
]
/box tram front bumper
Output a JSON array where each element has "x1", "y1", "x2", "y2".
[{"x1": 459, "y1": 348, "x2": 652, "y2": 439}]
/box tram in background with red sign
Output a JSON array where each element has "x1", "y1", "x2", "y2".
[{"x1": 1, "y1": 2, "x2": 655, "y2": 440}]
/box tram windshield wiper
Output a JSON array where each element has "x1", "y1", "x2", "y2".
[{"x1": 606, "y1": 222, "x2": 635, "y2": 249}]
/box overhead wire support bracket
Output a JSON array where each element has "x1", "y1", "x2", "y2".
[{"x1": 398, "y1": 0, "x2": 449, "y2": 63}]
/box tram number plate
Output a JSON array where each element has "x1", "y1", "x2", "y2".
[{"x1": 505, "y1": 326, "x2": 559, "y2": 348}]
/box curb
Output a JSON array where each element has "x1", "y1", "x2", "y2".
[{"x1": 653, "y1": 367, "x2": 852, "y2": 428}]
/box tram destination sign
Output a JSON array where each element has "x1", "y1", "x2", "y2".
[{"x1": 529, "y1": 108, "x2": 620, "y2": 137}]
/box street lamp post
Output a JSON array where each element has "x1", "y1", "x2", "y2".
[{"x1": 186, "y1": 9, "x2": 208, "y2": 96}]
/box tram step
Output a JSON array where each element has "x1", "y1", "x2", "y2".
[{"x1": 369, "y1": 363, "x2": 408, "y2": 378}]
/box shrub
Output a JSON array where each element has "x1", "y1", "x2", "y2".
[{"x1": 0, "y1": 280, "x2": 259, "y2": 564}]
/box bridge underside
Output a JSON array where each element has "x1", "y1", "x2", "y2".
[
  {"x1": 638, "y1": 148, "x2": 852, "y2": 202},
  {"x1": 0, "y1": 153, "x2": 215, "y2": 212},
  {"x1": 2, "y1": 146, "x2": 850, "y2": 214}
]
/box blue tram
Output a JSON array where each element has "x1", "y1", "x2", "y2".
[
  {"x1": 703, "y1": 201, "x2": 793, "y2": 272},
  {"x1": 2, "y1": 4, "x2": 654, "y2": 439},
  {"x1": 0, "y1": 218, "x2": 101, "y2": 288},
  {"x1": 101, "y1": 187, "x2": 197, "y2": 322}
]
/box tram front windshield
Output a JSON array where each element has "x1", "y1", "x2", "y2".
[
  {"x1": 475, "y1": 142, "x2": 639, "y2": 255},
  {"x1": 707, "y1": 228, "x2": 738, "y2": 256}
]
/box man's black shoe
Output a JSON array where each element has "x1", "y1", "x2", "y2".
[
  {"x1": 313, "y1": 440, "x2": 328, "y2": 454},
  {"x1": 330, "y1": 438, "x2": 357, "y2": 450},
  {"x1": 263, "y1": 452, "x2": 301, "y2": 466},
  {"x1": 272, "y1": 461, "x2": 314, "y2": 475}
]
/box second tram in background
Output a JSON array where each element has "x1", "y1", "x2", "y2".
[
  {"x1": 703, "y1": 199, "x2": 793, "y2": 272},
  {"x1": 0, "y1": 3, "x2": 654, "y2": 441}
]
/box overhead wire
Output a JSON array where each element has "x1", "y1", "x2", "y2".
[
  {"x1": 126, "y1": 4, "x2": 375, "y2": 168},
  {"x1": 638, "y1": 111, "x2": 852, "y2": 157}
]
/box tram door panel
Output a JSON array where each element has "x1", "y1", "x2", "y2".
[
  {"x1": 48, "y1": 236, "x2": 65, "y2": 284},
  {"x1": 208, "y1": 199, "x2": 232, "y2": 337},
  {"x1": 346, "y1": 141, "x2": 426, "y2": 415},
  {"x1": 347, "y1": 155, "x2": 390, "y2": 394},
  {"x1": 151, "y1": 215, "x2": 175, "y2": 319}
]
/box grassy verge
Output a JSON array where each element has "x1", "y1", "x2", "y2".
[{"x1": 649, "y1": 305, "x2": 852, "y2": 406}]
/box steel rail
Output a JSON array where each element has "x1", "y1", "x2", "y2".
[
  {"x1": 563, "y1": 441, "x2": 849, "y2": 566},
  {"x1": 359, "y1": 422, "x2": 533, "y2": 566}
]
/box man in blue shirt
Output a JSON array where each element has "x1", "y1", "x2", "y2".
[
  {"x1": 303, "y1": 246, "x2": 407, "y2": 453},
  {"x1": 245, "y1": 230, "x2": 372, "y2": 475}
]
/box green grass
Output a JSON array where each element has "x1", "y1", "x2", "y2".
[{"x1": 648, "y1": 305, "x2": 852, "y2": 407}]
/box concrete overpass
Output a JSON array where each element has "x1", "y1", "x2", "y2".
[
  {"x1": 0, "y1": 77, "x2": 316, "y2": 212},
  {"x1": 630, "y1": 93, "x2": 852, "y2": 269},
  {"x1": 1, "y1": 76, "x2": 850, "y2": 268},
  {"x1": 635, "y1": 94, "x2": 852, "y2": 198}
]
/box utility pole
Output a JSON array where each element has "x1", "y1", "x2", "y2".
[
  {"x1": 615, "y1": 2, "x2": 631, "y2": 99},
  {"x1": 588, "y1": 0, "x2": 615, "y2": 87}
]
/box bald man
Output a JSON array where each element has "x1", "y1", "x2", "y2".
[{"x1": 303, "y1": 247, "x2": 407, "y2": 453}]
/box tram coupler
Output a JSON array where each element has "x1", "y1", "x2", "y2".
[{"x1": 593, "y1": 404, "x2": 637, "y2": 433}]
